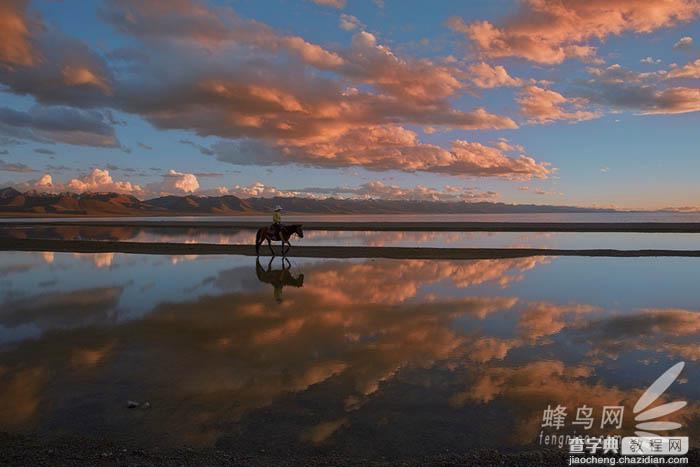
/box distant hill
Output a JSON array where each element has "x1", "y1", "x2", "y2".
[{"x1": 0, "y1": 187, "x2": 618, "y2": 217}]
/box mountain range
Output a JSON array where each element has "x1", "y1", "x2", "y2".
[{"x1": 0, "y1": 186, "x2": 618, "y2": 216}]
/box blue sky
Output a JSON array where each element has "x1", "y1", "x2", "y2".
[{"x1": 1, "y1": 0, "x2": 699, "y2": 209}]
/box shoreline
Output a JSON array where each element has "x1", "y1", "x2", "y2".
[
  {"x1": 2, "y1": 238, "x2": 700, "y2": 258},
  {"x1": 3, "y1": 220, "x2": 700, "y2": 232}
]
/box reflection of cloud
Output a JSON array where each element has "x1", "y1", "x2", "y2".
[
  {"x1": 518, "y1": 301, "x2": 601, "y2": 340},
  {"x1": 0, "y1": 367, "x2": 46, "y2": 428},
  {"x1": 0, "y1": 286, "x2": 122, "y2": 328},
  {"x1": 576, "y1": 308, "x2": 700, "y2": 361},
  {"x1": 301, "y1": 418, "x2": 349, "y2": 444}
]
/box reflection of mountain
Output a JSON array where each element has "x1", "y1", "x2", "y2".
[
  {"x1": 0, "y1": 186, "x2": 616, "y2": 216},
  {"x1": 0, "y1": 256, "x2": 697, "y2": 457}
]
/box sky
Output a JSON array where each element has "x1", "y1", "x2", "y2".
[{"x1": 0, "y1": 0, "x2": 699, "y2": 210}]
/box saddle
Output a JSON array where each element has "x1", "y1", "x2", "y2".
[{"x1": 269, "y1": 224, "x2": 283, "y2": 241}]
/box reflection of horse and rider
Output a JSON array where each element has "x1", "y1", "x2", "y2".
[
  {"x1": 256, "y1": 257, "x2": 304, "y2": 303},
  {"x1": 255, "y1": 206, "x2": 304, "y2": 256}
]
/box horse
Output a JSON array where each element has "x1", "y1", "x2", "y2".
[
  {"x1": 255, "y1": 224, "x2": 304, "y2": 256},
  {"x1": 256, "y1": 257, "x2": 304, "y2": 302}
]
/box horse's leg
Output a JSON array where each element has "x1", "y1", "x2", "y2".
[{"x1": 267, "y1": 238, "x2": 275, "y2": 256}]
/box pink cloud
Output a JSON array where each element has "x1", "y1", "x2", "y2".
[
  {"x1": 468, "y1": 62, "x2": 522, "y2": 89},
  {"x1": 517, "y1": 85, "x2": 601, "y2": 124},
  {"x1": 448, "y1": 0, "x2": 700, "y2": 64},
  {"x1": 215, "y1": 125, "x2": 552, "y2": 179},
  {"x1": 667, "y1": 59, "x2": 700, "y2": 79},
  {"x1": 0, "y1": 0, "x2": 40, "y2": 67},
  {"x1": 67, "y1": 168, "x2": 142, "y2": 194}
]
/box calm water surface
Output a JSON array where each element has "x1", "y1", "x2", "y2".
[
  {"x1": 3, "y1": 225, "x2": 700, "y2": 250},
  {"x1": 0, "y1": 251, "x2": 699, "y2": 457}
]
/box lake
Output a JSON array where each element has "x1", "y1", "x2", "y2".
[
  {"x1": 0, "y1": 251, "x2": 698, "y2": 460},
  {"x1": 3, "y1": 224, "x2": 700, "y2": 250}
]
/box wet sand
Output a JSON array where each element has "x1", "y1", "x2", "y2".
[
  {"x1": 4, "y1": 220, "x2": 700, "y2": 232},
  {"x1": 2, "y1": 238, "x2": 700, "y2": 258}
]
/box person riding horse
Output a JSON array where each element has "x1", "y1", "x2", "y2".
[{"x1": 256, "y1": 207, "x2": 304, "y2": 256}]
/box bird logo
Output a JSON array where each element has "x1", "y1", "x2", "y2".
[{"x1": 632, "y1": 362, "x2": 687, "y2": 437}]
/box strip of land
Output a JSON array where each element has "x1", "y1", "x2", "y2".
[
  {"x1": 2, "y1": 238, "x2": 700, "y2": 259},
  {"x1": 3, "y1": 220, "x2": 700, "y2": 232}
]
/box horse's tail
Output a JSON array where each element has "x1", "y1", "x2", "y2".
[{"x1": 255, "y1": 228, "x2": 263, "y2": 255}]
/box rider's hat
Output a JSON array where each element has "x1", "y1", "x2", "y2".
[{"x1": 274, "y1": 205, "x2": 283, "y2": 211}]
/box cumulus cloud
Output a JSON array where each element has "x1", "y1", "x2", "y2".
[
  {"x1": 674, "y1": 36, "x2": 694, "y2": 49},
  {"x1": 15, "y1": 169, "x2": 142, "y2": 194},
  {"x1": 448, "y1": 0, "x2": 700, "y2": 64},
  {"x1": 640, "y1": 56, "x2": 661, "y2": 64},
  {"x1": 214, "y1": 126, "x2": 552, "y2": 179},
  {"x1": 67, "y1": 168, "x2": 143, "y2": 194},
  {"x1": 0, "y1": 106, "x2": 120, "y2": 147},
  {"x1": 517, "y1": 85, "x2": 601, "y2": 124},
  {"x1": 1, "y1": 0, "x2": 547, "y2": 179},
  {"x1": 468, "y1": 63, "x2": 522, "y2": 88},
  {"x1": 147, "y1": 170, "x2": 200, "y2": 195},
  {"x1": 667, "y1": 59, "x2": 700, "y2": 79}
]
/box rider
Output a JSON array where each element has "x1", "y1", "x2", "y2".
[{"x1": 271, "y1": 205, "x2": 283, "y2": 239}]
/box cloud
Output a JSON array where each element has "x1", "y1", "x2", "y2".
[
  {"x1": 218, "y1": 181, "x2": 292, "y2": 198},
  {"x1": 137, "y1": 142, "x2": 152, "y2": 150},
  {"x1": 0, "y1": 159, "x2": 35, "y2": 173},
  {"x1": 517, "y1": 85, "x2": 601, "y2": 124},
  {"x1": 339, "y1": 14, "x2": 363, "y2": 31},
  {"x1": 217, "y1": 180, "x2": 499, "y2": 202},
  {"x1": 34, "y1": 148, "x2": 55, "y2": 155},
  {"x1": 179, "y1": 139, "x2": 214, "y2": 156},
  {"x1": 312, "y1": 0, "x2": 346, "y2": 8},
  {"x1": 448, "y1": 1, "x2": 700, "y2": 64},
  {"x1": 674, "y1": 36, "x2": 694, "y2": 49},
  {"x1": 0, "y1": 0, "x2": 40, "y2": 67},
  {"x1": 0, "y1": 29, "x2": 114, "y2": 108},
  {"x1": 100, "y1": 0, "x2": 345, "y2": 70},
  {"x1": 302, "y1": 181, "x2": 500, "y2": 202},
  {"x1": 667, "y1": 59, "x2": 700, "y2": 79},
  {"x1": 67, "y1": 168, "x2": 143, "y2": 194},
  {"x1": 0, "y1": 106, "x2": 120, "y2": 147},
  {"x1": 15, "y1": 169, "x2": 141, "y2": 195},
  {"x1": 147, "y1": 169, "x2": 200, "y2": 195},
  {"x1": 468, "y1": 63, "x2": 522, "y2": 88},
  {"x1": 582, "y1": 65, "x2": 700, "y2": 115},
  {"x1": 640, "y1": 56, "x2": 661, "y2": 64},
  {"x1": 214, "y1": 126, "x2": 552, "y2": 179}
]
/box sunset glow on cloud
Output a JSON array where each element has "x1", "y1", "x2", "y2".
[{"x1": 0, "y1": 0, "x2": 699, "y2": 209}]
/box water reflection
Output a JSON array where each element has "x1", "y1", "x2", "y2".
[
  {"x1": 0, "y1": 252, "x2": 698, "y2": 457},
  {"x1": 3, "y1": 225, "x2": 700, "y2": 250},
  {"x1": 256, "y1": 257, "x2": 304, "y2": 303}
]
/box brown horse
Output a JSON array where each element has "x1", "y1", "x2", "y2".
[{"x1": 255, "y1": 224, "x2": 304, "y2": 256}]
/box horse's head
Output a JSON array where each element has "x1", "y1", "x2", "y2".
[{"x1": 294, "y1": 224, "x2": 304, "y2": 238}]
